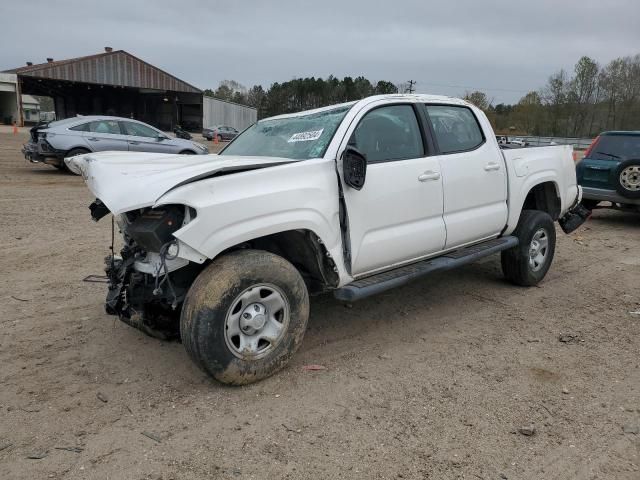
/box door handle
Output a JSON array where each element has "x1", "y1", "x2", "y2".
[
  {"x1": 128, "y1": 141, "x2": 140, "y2": 145},
  {"x1": 87, "y1": 137, "x2": 99, "y2": 141},
  {"x1": 484, "y1": 162, "x2": 501, "y2": 171},
  {"x1": 418, "y1": 171, "x2": 441, "y2": 182}
]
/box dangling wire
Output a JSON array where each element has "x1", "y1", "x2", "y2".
[{"x1": 153, "y1": 241, "x2": 180, "y2": 310}]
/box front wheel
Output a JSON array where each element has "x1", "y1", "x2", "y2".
[
  {"x1": 501, "y1": 210, "x2": 556, "y2": 286},
  {"x1": 180, "y1": 250, "x2": 309, "y2": 385}
]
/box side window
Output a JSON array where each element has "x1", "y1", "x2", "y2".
[
  {"x1": 349, "y1": 105, "x2": 424, "y2": 163},
  {"x1": 69, "y1": 122, "x2": 90, "y2": 132},
  {"x1": 425, "y1": 105, "x2": 484, "y2": 154},
  {"x1": 89, "y1": 120, "x2": 121, "y2": 135},
  {"x1": 121, "y1": 121, "x2": 159, "y2": 138}
]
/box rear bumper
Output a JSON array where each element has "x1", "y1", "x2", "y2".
[
  {"x1": 559, "y1": 191, "x2": 590, "y2": 234},
  {"x1": 22, "y1": 142, "x2": 65, "y2": 165},
  {"x1": 582, "y1": 186, "x2": 640, "y2": 206}
]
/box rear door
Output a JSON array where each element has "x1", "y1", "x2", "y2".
[
  {"x1": 340, "y1": 103, "x2": 446, "y2": 276},
  {"x1": 424, "y1": 104, "x2": 508, "y2": 249},
  {"x1": 120, "y1": 121, "x2": 178, "y2": 153},
  {"x1": 84, "y1": 119, "x2": 129, "y2": 151}
]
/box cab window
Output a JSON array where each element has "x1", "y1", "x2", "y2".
[
  {"x1": 69, "y1": 122, "x2": 90, "y2": 132},
  {"x1": 89, "y1": 120, "x2": 121, "y2": 135},
  {"x1": 349, "y1": 105, "x2": 424, "y2": 163},
  {"x1": 426, "y1": 105, "x2": 484, "y2": 154}
]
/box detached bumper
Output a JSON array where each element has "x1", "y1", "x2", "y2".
[
  {"x1": 557, "y1": 186, "x2": 589, "y2": 234},
  {"x1": 559, "y1": 203, "x2": 590, "y2": 234}
]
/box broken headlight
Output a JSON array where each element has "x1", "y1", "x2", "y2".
[{"x1": 125, "y1": 206, "x2": 185, "y2": 252}]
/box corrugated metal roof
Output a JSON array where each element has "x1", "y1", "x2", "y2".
[{"x1": 3, "y1": 50, "x2": 201, "y2": 94}]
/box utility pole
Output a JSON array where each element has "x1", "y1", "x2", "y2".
[{"x1": 406, "y1": 80, "x2": 416, "y2": 94}]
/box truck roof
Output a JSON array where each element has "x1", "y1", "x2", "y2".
[{"x1": 263, "y1": 94, "x2": 469, "y2": 122}]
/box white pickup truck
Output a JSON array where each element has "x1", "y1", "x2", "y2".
[{"x1": 69, "y1": 94, "x2": 589, "y2": 385}]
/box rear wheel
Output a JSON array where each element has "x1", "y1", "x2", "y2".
[
  {"x1": 501, "y1": 210, "x2": 556, "y2": 286},
  {"x1": 180, "y1": 250, "x2": 309, "y2": 385},
  {"x1": 615, "y1": 159, "x2": 640, "y2": 199}
]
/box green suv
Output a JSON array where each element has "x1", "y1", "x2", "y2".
[{"x1": 576, "y1": 131, "x2": 640, "y2": 211}]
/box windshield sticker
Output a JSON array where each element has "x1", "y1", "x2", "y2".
[{"x1": 288, "y1": 129, "x2": 324, "y2": 143}]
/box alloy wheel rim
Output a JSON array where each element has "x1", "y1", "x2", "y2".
[
  {"x1": 224, "y1": 283, "x2": 289, "y2": 360},
  {"x1": 528, "y1": 228, "x2": 549, "y2": 272}
]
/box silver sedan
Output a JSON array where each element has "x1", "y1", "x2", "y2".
[{"x1": 23, "y1": 115, "x2": 208, "y2": 173}]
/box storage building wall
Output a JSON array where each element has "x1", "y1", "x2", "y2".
[{"x1": 203, "y1": 96, "x2": 257, "y2": 131}]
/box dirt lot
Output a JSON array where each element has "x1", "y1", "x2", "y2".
[{"x1": 0, "y1": 131, "x2": 638, "y2": 480}]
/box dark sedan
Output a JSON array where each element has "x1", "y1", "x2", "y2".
[{"x1": 202, "y1": 125, "x2": 239, "y2": 142}]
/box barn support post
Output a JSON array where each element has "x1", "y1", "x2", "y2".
[{"x1": 16, "y1": 77, "x2": 24, "y2": 127}]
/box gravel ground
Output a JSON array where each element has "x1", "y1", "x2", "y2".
[{"x1": 0, "y1": 131, "x2": 638, "y2": 479}]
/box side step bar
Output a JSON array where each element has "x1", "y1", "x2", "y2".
[{"x1": 334, "y1": 236, "x2": 519, "y2": 302}]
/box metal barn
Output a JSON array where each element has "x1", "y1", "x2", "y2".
[
  {"x1": 2, "y1": 48, "x2": 203, "y2": 131},
  {"x1": 202, "y1": 96, "x2": 257, "y2": 131}
]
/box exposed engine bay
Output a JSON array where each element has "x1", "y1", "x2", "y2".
[{"x1": 94, "y1": 201, "x2": 202, "y2": 339}]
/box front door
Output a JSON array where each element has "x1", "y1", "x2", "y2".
[
  {"x1": 425, "y1": 104, "x2": 508, "y2": 248},
  {"x1": 84, "y1": 119, "x2": 129, "y2": 151},
  {"x1": 341, "y1": 103, "x2": 446, "y2": 276}
]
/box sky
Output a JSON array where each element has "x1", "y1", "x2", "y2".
[{"x1": 1, "y1": 0, "x2": 639, "y2": 104}]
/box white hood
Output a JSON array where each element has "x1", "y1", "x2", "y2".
[{"x1": 66, "y1": 151, "x2": 297, "y2": 214}]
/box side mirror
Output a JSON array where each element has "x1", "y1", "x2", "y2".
[
  {"x1": 157, "y1": 134, "x2": 167, "y2": 141},
  {"x1": 342, "y1": 147, "x2": 367, "y2": 190}
]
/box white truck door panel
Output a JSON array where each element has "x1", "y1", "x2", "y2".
[
  {"x1": 425, "y1": 105, "x2": 507, "y2": 248},
  {"x1": 344, "y1": 157, "x2": 446, "y2": 275},
  {"x1": 341, "y1": 103, "x2": 446, "y2": 276}
]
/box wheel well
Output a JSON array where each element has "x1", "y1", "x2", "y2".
[
  {"x1": 179, "y1": 150, "x2": 196, "y2": 155},
  {"x1": 522, "y1": 182, "x2": 561, "y2": 220},
  {"x1": 222, "y1": 230, "x2": 339, "y2": 294},
  {"x1": 67, "y1": 147, "x2": 90, "y2": 155}
]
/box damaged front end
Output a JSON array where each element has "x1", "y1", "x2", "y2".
[{"x1": 96, "y1": 201, "x2": 203, "y2": 339}]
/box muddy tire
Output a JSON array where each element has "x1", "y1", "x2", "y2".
[
  {"x1": 180, "y1": 250, "x2": 309, "y2": 385},
  {"x1": 501, "y1": 210, "x2": 556, "y2": 287}
]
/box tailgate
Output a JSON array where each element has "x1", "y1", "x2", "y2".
[{"x1": 576, "y1": 158, "x2": 616, "y2": 190}]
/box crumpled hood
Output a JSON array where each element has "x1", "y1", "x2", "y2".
[{"x1": 66, "y1": 151, "x2": 297, "y2": 214}]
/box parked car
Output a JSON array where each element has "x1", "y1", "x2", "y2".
[
  {"x1": 22, "y1": 116, "x2": 208, "y2": 173},
  {"x1": 576, "y1": 131, "x2": 640, "y2": 212},
  {"x1": 68, "y1": 94, "x2": 588, "y2": 385},
  {"x1": 173, "y1": 125, "x2": 192, "y2": 140},
  {"x1": 509, "y1": 137, "x2": 530, "y2": 147},
  {"x1": 202, "y1": 125, "x2": 239, "y2": 142}
]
